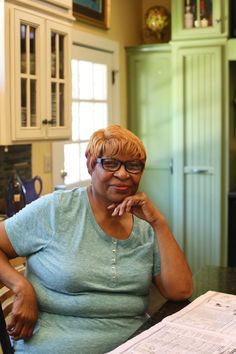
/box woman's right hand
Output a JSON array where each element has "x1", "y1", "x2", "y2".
[
  {"x1": 7, "y1": 278, "x2": 38, "y2": 340},
  {"x1": 0, "y1": 223, "x2": 39, "y2": 340},
  {"x1": 0, "y1": 222, "x2": 38, "y2": 340}
]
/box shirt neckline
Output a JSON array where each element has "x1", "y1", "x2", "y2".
[{"x1": 84, "y1": 187, "x2": 136, "y2": 244}]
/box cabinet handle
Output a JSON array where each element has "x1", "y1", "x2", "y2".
[
  {"x1": 169, "y1": 158, "x2": 173, "y2": 175},
  {"x1": 215, "y1": 18, "x2": 222, "y2": 24},
  {"x1": 42, "y1": 119, "x2": 55, "y2": 125},
  {"x1": 184, "y1": 167, "x2": 213, "y2": 174},
  {"x1": 47, "y1": 119, "x2": 55, "y2": 125},
  {"x1": 191, "y1": 168, "x2": 209, "y2": 174}
]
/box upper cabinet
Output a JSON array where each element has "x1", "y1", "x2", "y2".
[
  {"x1": 12, "y1": 8, "x2": 71, "y2": 140},
  {"x1": 44, "y1": 0, "x2": 72, "y2": 9},
  {"x1": 172, "y1": 0, "x2": 228, "y2": 41},
  {"x1": 0, "y1": 0, "x2": 73, "y2": 145}
]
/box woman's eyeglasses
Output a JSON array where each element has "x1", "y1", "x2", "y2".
[{"x1": 96, "y1": 158, "x2": 145, "y2": 174}]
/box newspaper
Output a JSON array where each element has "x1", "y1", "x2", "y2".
[{"x1": 108, "y1": 291, "x2": 236, "y2": 353}]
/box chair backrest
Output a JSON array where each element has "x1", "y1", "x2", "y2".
[{"x1": 0, "y1": 260, "x2": 25, "y2": 354}]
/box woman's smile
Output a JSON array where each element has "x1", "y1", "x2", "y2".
[{"x1": 109, "y1": 184, "x2": 130, "y2": 192}]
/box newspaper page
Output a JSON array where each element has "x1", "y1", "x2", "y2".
[{"x1": 108, "y1": 291, "x2": 236, "y2": 354}]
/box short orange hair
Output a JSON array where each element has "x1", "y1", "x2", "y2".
[{"x1": 85, "y1": 125, "x2": 146, "y2": 173}]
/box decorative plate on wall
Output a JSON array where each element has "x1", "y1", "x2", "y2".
[{"x1": 143, "y1": 6, "x2": 171, "y2": 44}]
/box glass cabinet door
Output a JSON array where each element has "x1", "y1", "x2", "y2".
[
  {"x1": 183, "y1": 0, "x2": 212, "y2": 29},
  {"x1": 20, "y1": 23, "x2": 37, "y2": 129},
  {"x1": 13, "y1": 10, "x2": 45, "y2": 139},
  {"x1": 172, "y1": 0, "x2": 228, "y2": 40},
  {"x1": 50, "y1": 31, "x2": 65, "y2": 127},
  {"x1": 46, "y1": 21, "x2": 71, "y2": 139},
  {"x1": 12, "y1": 9, "x2": 71, "y2": 140}
]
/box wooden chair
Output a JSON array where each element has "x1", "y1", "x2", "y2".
[{"x1": 0, "y1": 259, "x2": 25, "y2": 354}]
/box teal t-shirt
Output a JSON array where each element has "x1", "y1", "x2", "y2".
[{"x1": 5, "y1": 187, "x2": 160, "y2": 354}]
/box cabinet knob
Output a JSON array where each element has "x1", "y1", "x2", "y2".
[
  {"x1": 215, "y1": 18, "x2": 222, "y2": 24},
  {"x1": 42, "y1": 119, "x2": 48, "y2": 125}
]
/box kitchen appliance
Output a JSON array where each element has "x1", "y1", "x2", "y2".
[{"x1": 5, "y1": 173, "x2": 43, "y2": 217}]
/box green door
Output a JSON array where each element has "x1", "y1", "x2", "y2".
[
  {"x1": 172, "y1": 42, "x2": 224, "y2": 273},
  {"x1": 127, "y1": 45, "x2": 173, "y2": 227}
]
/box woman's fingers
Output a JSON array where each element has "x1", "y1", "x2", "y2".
[
  {"x1": 7, "y1": 313, "x2": 36, "y2": 340},
  {"x1": 108, "y1": 196, "x2": 146, "y2": 216},
  {"x1": 6, "y1": 291, "x2": 38, "y2": 340}
]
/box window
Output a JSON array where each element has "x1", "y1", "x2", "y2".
[{"x1": 52, "y1": 31, "x2": 119, "y2": 190}]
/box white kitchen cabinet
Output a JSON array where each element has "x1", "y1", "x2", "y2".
[
  {"x1": 43, "y1": 0, "x2": 72, "y2": 9},
  {"x1": 0, "y1": 1, "x2": 73, "y2": 145}
]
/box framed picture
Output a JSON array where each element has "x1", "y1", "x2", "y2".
[{"x1": 73, "y1": 0, "x2": 110, "y2": 29}]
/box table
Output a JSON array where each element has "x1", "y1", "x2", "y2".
[
  {"x1": 131, "y1": 265, "x2": 236, "y2": 337},
  {"x1": 191, "y1": 265, "x2": 236, "y2": 298}
]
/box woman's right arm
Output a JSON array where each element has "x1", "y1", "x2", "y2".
[{"x1": 0, "y1": 221, "x2": 38, "y2": 340}]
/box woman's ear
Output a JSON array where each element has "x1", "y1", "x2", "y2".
[{"x1": 87, "y1": 157, "x2": 97, "y2": 175}]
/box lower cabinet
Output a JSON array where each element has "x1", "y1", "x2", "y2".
[{"x1": 127, "y1": 39, "x2": 226, "y2": 274}]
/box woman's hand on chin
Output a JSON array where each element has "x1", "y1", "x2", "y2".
[{"x1": 107, "y1": 192, "x2": 163, "y2": 226}]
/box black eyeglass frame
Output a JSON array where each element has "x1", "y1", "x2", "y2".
[{"x1": 96, "y1": 157, "x2": 145, "y2": 174}]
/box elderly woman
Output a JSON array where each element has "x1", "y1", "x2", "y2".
[{"x1": 0, "y1": 125, "x2": 193, "y2": 354}]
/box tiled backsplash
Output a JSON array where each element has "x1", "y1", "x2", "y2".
[{"x1": 0, "y1": 145, "x2": 32, "y2": 203}]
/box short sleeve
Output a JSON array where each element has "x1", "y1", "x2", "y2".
[{"x1": 4, "y1": 192, "x2": 62, "y2": 256}]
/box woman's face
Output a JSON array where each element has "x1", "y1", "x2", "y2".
[{"x1": 90, "y1": 155, "x2": 143, "y2": 205}]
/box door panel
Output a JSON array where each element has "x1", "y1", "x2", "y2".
[
  {"x1": 127, "y1": 47, "x2": 173, "y2": 227},
  {"x1": 175, "y1": 45, "x2": 222, "y2": 273},
  {"x1": 140, "y1": 169, "x2": 173, "y2": 224}
]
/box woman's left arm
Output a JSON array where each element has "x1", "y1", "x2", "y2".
[
  {"x1": 150, "y1": 215, "x2": 193, "y2": 301},
  {"x1": 108, "y1": 192, "x2": 193, "y2": 301}
]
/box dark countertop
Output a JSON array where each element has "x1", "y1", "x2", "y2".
[
  {"x1": 131, "y1": 265, "x2": 236, "y2": 338},
  {"x1": 191, "y1": 265, "x2": 236, "y2": 299}
]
